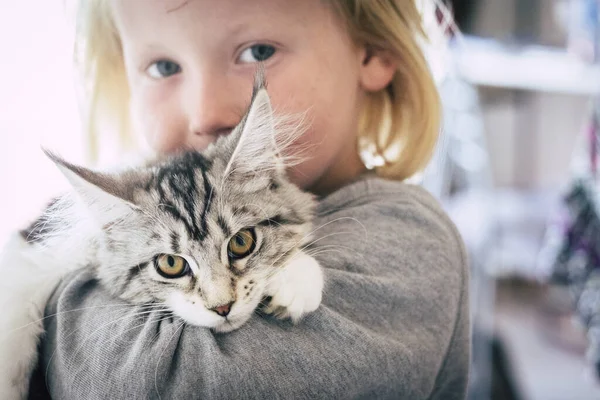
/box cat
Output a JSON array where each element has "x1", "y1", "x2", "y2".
[{"x1": 0, "y1": 77, "x2": 324, "y2": 399}]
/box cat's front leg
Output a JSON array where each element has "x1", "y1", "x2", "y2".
[{"x1": 263, "y1": 251, "x2": 323, "y2": 323}]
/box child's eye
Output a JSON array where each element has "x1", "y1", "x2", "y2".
[
  {"x1": 147, "y1": 60, "x2": 182, "y2": 79},
  {"x1": 238, "y1": 44, "x2": 276, "y2": 64}
]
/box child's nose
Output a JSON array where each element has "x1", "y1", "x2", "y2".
[{"x1": 184, "y1": 78, "x2": 241, "y2": 150}]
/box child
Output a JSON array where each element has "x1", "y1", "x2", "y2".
[{"x1": 30, "y1": 0, "x2": 470, "y2": 398}]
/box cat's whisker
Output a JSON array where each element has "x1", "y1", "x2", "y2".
[
  {"x1": 0, "y1": 82, "x2": 332, "y2": 398},
  {"x1": 301, "y1": 238, "x2": 367, "y2": 262},
  {"x1": 51, "y1": 305, "x2": 165, "y2": 350},
  {"x1": 262, "y1": 223, "x2": 366, "y2": 282},
  {"x1": 299, "y1": 231, "x2": 355, "y2": 250},
  {"x1": 46, "y1": 307, "x2": 167, "y2": 385},
  {"x1": 0, "y1": 302, "x2": 152, "y2": 340},
  {"x1": 67, "y1": 311, "x2": 177, "y2": 388},
  {"x1": 260, "y1": 229, "x2": 354, "y2": 279},
  {"x1": 84, "y1": 311, "x2": 175, "y2": 353},
  {"x1": 155, "y1": 320, "x2": 185, "y2": 400},
  {"x1": 68, "y1": 307, "x2": 163, "y2": 354},
  {"x1": 258, "y1": 216, "x2": 367, "y2": 278},
  {"x1": 302, "y1": 249, "x2": 346, "y2": 261},
  {"x1": 302, "y1": 217, "x2": 367, "y2": 242},
  {"x1": 302, "y1": 245, "x2": 351, "y2": 256},
  {"x1": 301, "y1": 243, "x2": 356, "y2": 253},
  {"x1": 62, "y1": 306, "x2": 171, "y2": 373},
  {"x1": 142, "y1": 314, "x2": 182, "y2": 344},
  {"x1": 260, "y1": 246, "x2": 344, "y2": 285}
]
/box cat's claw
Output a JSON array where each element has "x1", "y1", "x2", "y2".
[{"x1": 264, "y1": 251, "x2": 323, "y2": 323}]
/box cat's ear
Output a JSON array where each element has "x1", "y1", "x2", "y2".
[
  {"x1": 44, "y1": 150, "x2": 140, "y2": 224},
  {"x1": 223, "y1": 78, "x2": 282, "y2": 177}
]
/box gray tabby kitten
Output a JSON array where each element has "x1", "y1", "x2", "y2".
[{"x1": 0, "y1": 81, "x2": 324, "y2": 399}]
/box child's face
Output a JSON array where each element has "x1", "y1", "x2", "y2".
[{"x1": 111, "y1": 0, "x2": 395, "y2": 194}]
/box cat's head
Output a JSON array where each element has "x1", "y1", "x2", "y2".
[{"x1": 49, "y1": 83, "x2": 316, "y2": 332}]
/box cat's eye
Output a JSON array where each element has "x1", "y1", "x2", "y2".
[
  {"x1": 155, "y1": 254, "x2": 189, "y2": 278},
  {"x1": 238, "y1": 44, "x2": 276, "y2": 64},
  {"x1": 147, "y1": 60, "x2": 181, "y2": 79},
  {"x1": 227, "y1": 229, "x2": 256, "y2": 260}
]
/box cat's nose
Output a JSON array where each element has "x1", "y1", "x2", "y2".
[{"x1": 211, "y1": 302, "x2": 234, "y2": 317}]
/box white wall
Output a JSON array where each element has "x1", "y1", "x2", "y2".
[{"x1": 0, "y1": 1, "x2": 83, "y2": 244}]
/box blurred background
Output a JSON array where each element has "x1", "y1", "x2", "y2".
[
  {"x1": 423, "y1": 1, "x2": 600, "y2": 399},
  {"x1": 1, "y1": 1, "x2": 600, "y2": 399}
]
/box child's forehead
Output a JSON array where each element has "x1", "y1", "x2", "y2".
[
  {"x1": 109, "y1": 0, "x2": 348, "y2": 60},
  {"x1": 110, "y1": 0, "x2": 329, "y2": 32}
]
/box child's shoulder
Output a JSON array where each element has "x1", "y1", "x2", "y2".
[
  {"x1": 320, "y1": 175, "x2": 446, "y2": 211},
  {"x1": 315, "y1": 174, "x2": 467, "y2": 284},
  {"x1": 317, "y1": 175, "x2": 462, "y2": 248},
  {"x1": 313, "y1": 177, "x2": 470, "y2": 395}
]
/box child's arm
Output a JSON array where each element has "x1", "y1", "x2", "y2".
[{"x1": 31, "y1": 178, "x2": 469, "y2": 399}]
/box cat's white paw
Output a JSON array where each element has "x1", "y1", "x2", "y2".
[{"x1": 264, "y1": 251, "x2": 323, "y2": 323}]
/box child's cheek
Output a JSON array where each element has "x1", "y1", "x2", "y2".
[
  {"x1": 130, "y1": 86, "x2": 176, "y2": 154},
  {"x1": 284, "y1": 127, "x2": 329, "y2": 188}
]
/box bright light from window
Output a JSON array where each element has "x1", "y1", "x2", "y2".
[{"x1": 0, "y1": 1, "x2": 83, "y2": 244}]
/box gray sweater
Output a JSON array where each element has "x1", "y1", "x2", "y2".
[{"x1": 32, "y1": 177, "x2": 470, "y2": 399}]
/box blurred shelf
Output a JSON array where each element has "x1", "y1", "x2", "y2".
[{"x1": 453, "y1": 36, "x2": 600, "y2": 95}]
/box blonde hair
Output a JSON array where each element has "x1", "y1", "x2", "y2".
[
  {"x1": 75, "y1": 0, "x2": 130, "y2": 162},
  {"x1": 76, "y1": 0, "x2": 441, "y2": 180}
]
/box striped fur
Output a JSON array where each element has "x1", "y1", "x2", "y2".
[{"x1": 0, "y1": 82, "x2": 323, "y2": 399}]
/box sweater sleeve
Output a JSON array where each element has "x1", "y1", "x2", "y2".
[
  {"x1": 313, "y1": 180, "x2": 470, "y2": 399},
  {"x1": 32, "y1": 179, "x2": 470, "y2": 400}
]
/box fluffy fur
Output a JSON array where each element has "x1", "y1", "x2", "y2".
[{"x1": 0, "y1": 82, "x2": 324, "y2": 399}]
